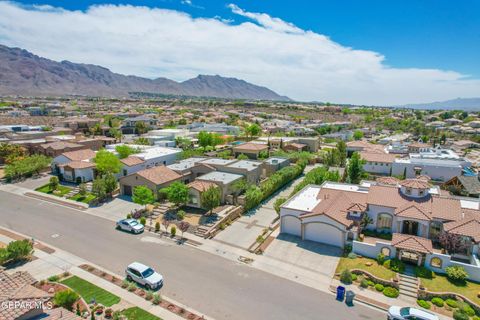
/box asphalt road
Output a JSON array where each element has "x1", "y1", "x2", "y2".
[{"x1": 0, "y1": 190, "x2": 385, "y2": 320}]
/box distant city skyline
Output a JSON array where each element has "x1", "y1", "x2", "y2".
[{"x1": 1, "y1": 0, "x2": 479, "y2": 105}]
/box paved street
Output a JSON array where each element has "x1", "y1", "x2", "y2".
[{"x1": 0, "y1": 190, "x2": 384, "y2": 320}]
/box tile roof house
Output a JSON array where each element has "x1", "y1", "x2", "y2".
[
  {"x1": 52, "y1": 149, "x2": 97, "y2": 183},
  {"x1": 280, "y1": 178, "x2": 480, "y2": 278},
  {"x1": 232, "y1": 142, "x2": 269, "y2": 160}
]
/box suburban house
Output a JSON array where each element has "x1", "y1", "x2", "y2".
[
  {"x1": 119, "y1": 165, "x2": 185, "y2": 197},
  {"x1": 255, "y1": 136, "x2": 320, "y2": 152},
  {"x1": 167, "y1": 157, "x2": 216, "y2": 183},
  {"x1": 52, "y1": 149, "x2": 97, "y2": 183},
  {"x1": 360, "y1": 151, "x2": 398, "y2": 176},
  {"x1": 216, "y1": 160, "x2": 263, "y2": 184},
  {"x1": 187, "y1": 180, "x2": 219, "y2": 208},
  {"x1": 232, "y1": 142, "x2": 269, "y2": 159},
  {"x1": 121, "y1": 115, "x2": 157, "y2": 134},
  {"x1": 37, "y1": 141, "x2": 88, "y2": 157},
  {"x1": 263, "y1": 157, "x2": 290, "y2": 176},
  {"x1": 280, "y1": 177, "x2": 480, "y2": 281},
  {"x1": 195, "y1": 171, "x2": 244, "y2": 203}
]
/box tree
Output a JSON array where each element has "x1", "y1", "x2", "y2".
[
  {"x1": 79, "y1": 183, "x2": 87, "y2": 196},
  {"x1": 53, "y1": 290, "x2": 79, "y2": 311},
  {"x1": 4, "y1": 155, "x2": 51, "y2": 181},
  {"x1": 162, "y1": 219, "x2": 171, "y2": 233},
  {"x1": 93, "y1": 149, "x2": 122, "y2": 175},
  {"x1": 200, "y1": 186, "x2": 221, "y2": 214},
  {"x1": 103, "y1": 172, "x2": 118, "y2": 196},
  {"x1": 258, "y1": 150, "x2": 269, "y2": 159},
  {"x1": 245, "y1": 123, "x2": 261, "y2": 138},
  {"x1": 109, "y1": 127, "x2": 122, "y2": 142},
  {"x1": 135, "y1": 121, "x2": 147, "y2": 134},
  {"x1": 2, "y1": 239, "x2": 33, "y2": 263},
  {"x1": 91, "y1": 178, "x2": 107, "y2": 200},
  {"x1": 163, "y1": 181, "x2": 189, "y2": 206},
  {"x1": 178, "y1": 221, "x2": 190, "y2": 239},
  {"x1": 359, "y1": 214, "x2": 373, "y2": 231},
  {"x1": 244, "y1": 186, "x2": 263, "y2": 211},
  {"x1": 273, "y1": 197, "x2": 287, "y2": 215},
  {"x1": 132, "y1": 186, "x2": 155, "y2": 208},
  {"x1": 175, "y1": 137, "x2": 192, "y2": 150},
  {"x1": 49, "y1": 176, "x2": 59, "y2": 191},
  {"x1": 0, "y1": 143, "x2": 26, "y2": 164},
  {"x1": 353, "y1": 130, "x2": 364, "y2": 140},
  {"x1": 232, "y1": 178, "x2": 248, "y2": 196},
  {"x1": 347, "y1": 152, "x2": 364, "y2": 184},
  {"x1": 237, "y1": 153, "x2": 249, "y2": 160},
  {"x1": 337, "y1": 140, "x2": 347, "y2": 167},
  {"x1": 197, "y1": 131, "x2": 211, "y2": 148},
  {"x1": 133, "y1": 137, "x2": 151, "y2": 145},
  {"x1": 115, "y1": 145, "x2": 140, "y2": 159},
  {"x1": 438, "y1": 232, "x2": 469, "y2": 255}
]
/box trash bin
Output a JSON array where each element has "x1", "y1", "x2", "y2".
[
  {"x1": 336, "y1": 286, "x2": 345, "y2": 301},
  {"x1": 345, "y1": 290, "x2": 355, "y2": 305}
]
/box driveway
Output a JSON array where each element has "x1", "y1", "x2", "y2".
[
  {"x1": 264, "y1": 234, "x2": 342, "y2": 278},
  {"x1": 87, "y1": 195, "x2": 142, "y2": 221}
]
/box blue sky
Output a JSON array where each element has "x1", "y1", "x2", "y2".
[{"x1": 1, "y1": 0, "x2": 479, "y2": 104}]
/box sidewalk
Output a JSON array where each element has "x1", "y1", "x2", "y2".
[{"x1": 0, "y1": 230, "x2": 208, "y2": 320}]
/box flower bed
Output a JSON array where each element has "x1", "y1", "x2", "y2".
[
  {"x1": 36, "y1": 279, "x2": 89, "y2": 315},
  {"x1": 79, "y1": 264, "x2": 206, "y2": 320}
]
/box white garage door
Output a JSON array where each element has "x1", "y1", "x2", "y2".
[
  {"x1": 281, "y1": 216, "x2": 301, "y2": 237},
  {"x1": 304, "y1": 223, "x2": 344, "y2": 248}
]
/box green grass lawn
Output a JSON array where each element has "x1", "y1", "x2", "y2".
[
  {"x1": 68, "y1": 192, "x2": 96, "y2": 204},
  {"x1": 121, "y1": 307, "x2": 162, "y2": 320},
  {"x1": 335, "y1": 257, "x2": 396, "y2": 280},
  {"x1": 35, "y1": 184, "x2": 71, "y2": 197},
  {"x1": 60, "y1": 276, "x2": 120, "y2": 307},
  {"x1": 421, "y1": 274, "x2": 480, "y2": 305}
]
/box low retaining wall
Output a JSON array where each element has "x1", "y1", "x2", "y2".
[
  {"x1": 418, "y1": 289, "x2": 480, "y2": 314},
  {"x1": 352, "y1": 240, "x2": 395, "y2": 259},
  {"x1": 350, "y1": 269, "x2": 399, "y2": 289},
  {"x1": 206, "y1": 206, "x2": 243, "y2": 238}
]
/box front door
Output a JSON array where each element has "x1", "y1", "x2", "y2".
[
  {"x1": 402, "y1": 220, "x2": 419, "y2": 236},
  {"x1": 400, "y1": 250, "x2": 420, "y2": 265}
]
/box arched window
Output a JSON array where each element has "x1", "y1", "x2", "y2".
[
  {"x1": 381, "y1": 247, "x2": 391, "y2": 256},
  {"x1": 377, "y1": 213, "x2": 393, "y2": 232},
  {"x1": 431, "y1": 257, "x2": 442, "y2": 268}
]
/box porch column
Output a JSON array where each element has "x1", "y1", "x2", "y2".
[{"x1": 417, "y1": 254, "x2": 423, "y2": 266}]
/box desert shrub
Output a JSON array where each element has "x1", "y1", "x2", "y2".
[
  {"x1": 446, "y1": 266, "x2": 468, "y2": 283},
  {"x1": 415, "y1": 266, "x2": 433, "y2": 279},
  {"x1": 155, "y1": 222, "x2": 160, "y2": 232},
  {"x1": 360, "y1": 279, "x2": 369, "y2": 288},
  {"x1": 170, "y1": 225, "x2": 176, "y2": 237},
  {"x1": 347, "y1": 252, "x2": 357, "y2": 259},
  {"x1": 340, "y1": 269, "x2": 353, "y2": 284},
  {"x1": 140, "y1": 217, "x2": 146, "y2": 226},
  {"x1": 376, "y1": 253, "x2": 386, "y2": 265},
  {"x1": 382, "y1": 287, "x2": 399, "y2": 298},
  {"x1": 2, "y1": 239, "x2": 34, "y2": 263},
  {"x1": 351, "y1": 274, "x2": 358, "y2": 281},
  {"x1": 374, "y1": 284, "x2": 384, "y2": 292},
  {"x1": 127, "y1": 282, "x2": 137, "y2": 292},
  {"x1": 145, "y1": 291, "x2": 154, "y2": 300},
  {"x1": 431, "y1": 297, "x2": 444, "y2": 307},
  {"x1": 446, "y1": 298, "x2": 458, "y2": 308},
  {"x1": 48, "y1": 275, "x2": 60, "y2": 282},
  {"x1": 176, "y1": 210, "x2": 186, "y2": 221},
  {"x1": 417, "y1": 299, "x2": 431, "y2": 309},
  {"x1": 53, "y1": 290, "x2": 79, "y2": 311},
  {"x1": 453, "y1": 310, "x2": 470, "y2": 320},
  {"x1": 152, "y1": 293, "x2": 162, "y2": 305},
  {"x1": 367, "y1": 280, "x2": 375, "y2": 286},
  {"x1": 459, "y1": 302, "x2": 475, "y2": 317}
]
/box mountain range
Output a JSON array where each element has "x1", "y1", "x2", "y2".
[
  {"x1": 397, "y1": 97, "x2": 480, "y2": 111},
  {"x1": 0, "y1": 44, "x2": 289, "y2": 101}
]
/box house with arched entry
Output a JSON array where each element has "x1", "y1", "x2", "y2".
[{"x1": 280, "y1": 176, "x2": 480, "y2": 281}]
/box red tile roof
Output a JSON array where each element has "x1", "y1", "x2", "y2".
[
  {"x1": 188, "y1": 180, "x2": 218, "y2": 192},
  {"x1": 62, "y1": 149, "x2": 96, "y2": 161},
  {"x1": 391, "y1": 233, "x2": 433, "y2": 254},
  {"x1": 400, "y1": 179, "x2": 431, "y2": 189},
  {"x1": 136, "y1": 166, "x2": 182, "y2": 185},
  {"x1": 120, "y1": 156, "x2": 145, "y2": 167}
]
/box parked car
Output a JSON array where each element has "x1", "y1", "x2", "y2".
[
  {"x1": 388, "y1": 306, "x2": 439, "y2": 320},
  {"x1": 125, "y1": 262, "x2": 164, "y2": 290},
  {"x1": 116, "y1": 218, "x2": 144, "y2": 234}
]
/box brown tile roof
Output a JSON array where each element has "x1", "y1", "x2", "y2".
[
  {"x1": 40, "y1": 141, "x2": 83, "y2": 150},
  {"x1": 286, "y1": 143, "x2": 307, "y2": 149},
  {"x1": 64, "y1": 161, "x2": 95, "y2": 169},
  {"x1": 360, "y1": 151, "x2": 397, "y2": 163},
  {"x1": 233, "y1": 142, "x2": 268, "y2": 152},
  {"x1": 120, "y1": 156, "x2": 145, "y2": 167},
  {"x1": 400, "y1": 179, "x2": 431, "y2": 189},
  {"x1": 376, "y1": 176, "x2": 400, "y2": 186},
  {"x1": 188, "y1": 180, "x2": 218, "y2": 192},
  {"x1": 444, "y1": 216, "x2": 480, "y2": 242},
  {"x1": 136, "y1": 166, "x2": 182, "y2": 185},
  {"x1": 62, "y1": 149, "x2": 96, "y2": 161},
  {"x1": 391, "y1": 233, "x2": 433, "y2": 254},
  {"x1": 396, "y1": 205, "x2": 431, "y2": 221},
  {"x1": 417, "y1": 175, "x2": 431, "y2": 182},
  {"x1": 38, "y1": 307, "x2": 83, "y2": 320}
]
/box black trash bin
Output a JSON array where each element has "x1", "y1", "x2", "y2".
[
  {"x1": 336, "y1": 286, "x2": 345, "y2": 301},
  {"x1": 345, "y1": 290, "x2": 355, "y2": 305}
]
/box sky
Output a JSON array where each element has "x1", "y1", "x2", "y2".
[{"x1": 0, "y1": 0, "x2": 479, "y2": 105}]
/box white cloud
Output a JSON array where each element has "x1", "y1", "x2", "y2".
[{"x1": 0, "y1": 1, "x2": 478, "y2": 105}]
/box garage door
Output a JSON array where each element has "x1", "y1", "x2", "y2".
[
  {"x1": 304, "y1": 223, "x2": 344, "y2": 248},
  {"x1": 281, "y1": 216, "x2": 301, "y2": 237},
  {"x1": 123, "y1": 185, "x2": 132, "y2": 196}
]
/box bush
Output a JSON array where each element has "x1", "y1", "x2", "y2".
[
  {"x1": 382, "y1": 287, "x2": 399, "y2": 298},
  {"x1": 360, "y1": 279, "x2": 369, "y2": 288},
  {"x1": 145, "y1": 291, "x2": 154, "y2": 300},
  {"x1": 453, "y1": 310, "x2": 470, "y2": 320},
  {"x1": 377, "y1": 253, "x2": 386, "y2": 265},
  {"x1": 446, "y1": 266, "x2": 468, "y2": 283},
  {"x1": 374, "y1": 284, "x2": 384, "y2": 291},
  {"x1": 140, "y1": 217, "x2": 146, "y2": 226},
  {"x1": 126, "y1": 213, "x2": 132, "y2": 219},
  {"x1": 431, "y1": 297, "x2": 444, "y2": 307},
  {"x1": 53, "y1": 290, "x2": 79, "y2": 311},
  {"x1": 347, "y1": 252, "x2": 357, "y2": 259},
  {"x1": 367, "y1": 280, "x2": 375, "y2": 287},
  {"x1": 472, "y1": 316, "x2": 480, "y2": 320},
  {"x1": 170, "y1": 225, "x2": 176, "y2": 237},
  {"x1": 351, "y1": 274, "x2": 358, "y2": 281},
  {"x1": 121, "y1": 280, "x2": 129, "y2": 288},
  {"x1": 340, "y1": 269, "x2": 353, "y2": 284},
  {"x1": 415, "y1": 266, "x2": 433, "y2": 279},
  {"x1": 417, "y1": 299, "x2": 431, "y2": 309},
  {"x1": 459, "y1": 302, "x2": 475, "y2": 317},
  {"x1": 155, "y1": 222, "x2": 160, "y2": 232},
  {"x1": 446, "y1": 298, "x2": 458, "y2": 308},
  {"x1": 2, "y1": 239, "x2": 34, "y2": 264},
  {"x1": 383, "y1": 259, "x2": 391, "y2": 269},
  {"x1": 176, "y1": 210, "x2": 186, "y2": 221},
  {"x1": 127, "y1": 282, "x2": 137, "y2": 292},
  {"x1": 152, "y1": 293, "x2": 162, "y2": 305},
  {"x1": 48, "y1": 275, "x2": 60, "y2": 282},
  {"x1": 383, "y1": 258, "x2": 405, "y2": 273}
]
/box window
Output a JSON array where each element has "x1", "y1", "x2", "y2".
[
  {"x1": 406, "y1": 187, "x2": 412, "y2": 195},
  {"x1": 377, "y1": 213, "x2": 392, "y2": 231},
  {"x1": 419, "y1": 189, "x2": 425, "y2": 196},
  {"x1": 431, "y1": 257, "x2": 442, "y2": 268},
  {"x1": 123, "y1": 169, "x2": 127, "y2": 176},
  {"x1": 381, "y1": 247, "x2": 391, "y2": 256}
]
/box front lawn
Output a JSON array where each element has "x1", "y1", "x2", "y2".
[
  {"x1": 60, "y1": 276, "x2": 120, "y2": 307},
  {"x1": 421, "y1": 274, "x2": 480, "y2": 305},
  {"x1": 335, "y1": 257, "x2": 396, "y2": 280},
  {"x1": 121, "y1": 307, "x2": 162, "y2": 320},
  {"x1": 68, "y1": 192, "x2": 96, "y2": 204},
  {"x1": 35, "y1": 184, "x2": 71, "y2": 197}
]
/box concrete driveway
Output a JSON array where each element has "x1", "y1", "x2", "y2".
[
  {"x1": 263, "y1": 234, "x2": 342, "y2": 278},
  {"x1": 87, "y1": 195, "x2": 142, "y2": 221}
]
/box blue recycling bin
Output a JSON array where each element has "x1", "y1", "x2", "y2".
[{"x1": 336, "y1": 285, "x2": 345, "y2": 301}]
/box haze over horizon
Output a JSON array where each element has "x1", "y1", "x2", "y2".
[{"x1": 0, "y1": 0, "x2": 479, "y2": 105}]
